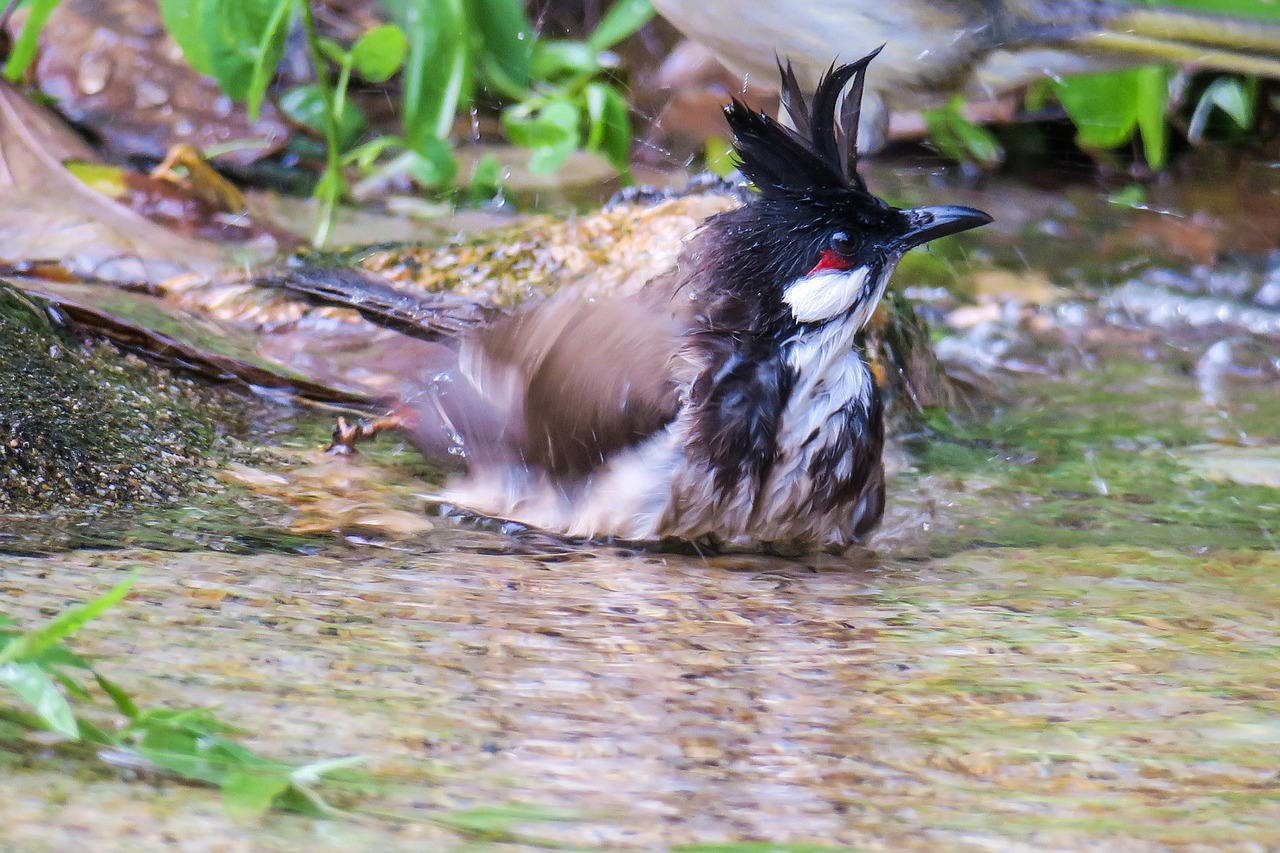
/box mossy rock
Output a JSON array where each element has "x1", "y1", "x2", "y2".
[{"x1": 0, "y1": 282, "x2": 222, "y2": 517}]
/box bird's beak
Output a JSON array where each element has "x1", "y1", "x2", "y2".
[{"x1": 897, "y1": 205, "x2": 992, "y2": 250}]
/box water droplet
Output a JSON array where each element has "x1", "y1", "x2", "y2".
[{"x1": 77, "y1": 51, "x2": 113, "y2": 96}]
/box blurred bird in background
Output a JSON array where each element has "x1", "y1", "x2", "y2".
[{"x1": 649, "y1": 0, "x2": 1280, "y2": 149}]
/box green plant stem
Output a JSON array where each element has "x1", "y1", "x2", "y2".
[{"x1": 299, "y1": 0, "x2": 344, "y2": 246}]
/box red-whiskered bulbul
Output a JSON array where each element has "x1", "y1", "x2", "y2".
[{"x1": 286, "y1": 49, "x2": 992, "y2": 551}]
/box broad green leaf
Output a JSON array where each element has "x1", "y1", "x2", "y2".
[
  {"x1": 280, "y1": 84, "x2": 368, "y2": 150},
  {"x1": 351, "y1": 24, "x2": 409, "y2": 83},
  {"x1": 531, "y1": 40, "x2": 598, "y2": 80},
  {"x1": 584, "y1": 82, "x2": 633, "y2": 175},
  {"x1": 379, "y1": 142, "x2": 459, "y2": 188},
  {"x1": 382, "y1": 0, "x2": 473, "y2": 147},
  {"x1": 222, "y1": 768, "x2": 292, "y2": 817},
  {"x1": 0, "y1": 661, "x2": 79, "y2": 738},
  {"x1": 469, "y1": 152, "x2": 503, "y2": 196},
  {"x1": 502, "y1": 99, "x2": 580, "y2": 148},
  {"x1": 587, "y1": 0, "x2": 654, "y2": 51},
  {"x1": 1056, "y1": 65, "x2": 1170, "y2": 167},
  {"x1": 504, "y1": 99, "x2": 581, "y2": 173},
  {"x1": 3, "y1": 0, "x2": 67, "y2": 82},
  {"x1": 158, "y1": 0, "x2": 215, "y2": 74},
  {"x1": 199, "y1": 0, "x2": 294, "y2": 101},
  {"x1": 0, "y1": 573, "x2": 136, "y2": 667},
  {"x1": 473, "y1": 0, "x2": 533, "y2": 93},
  {"x1": 1056, "y1": 67, "x2": 1142, "y2": 150}
]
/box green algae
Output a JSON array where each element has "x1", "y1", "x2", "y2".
[
  {"x1": 0, "y1": 282, "x2": 220, "y2": 516},
  {"x1": 0, "y1": 282, "x2": 350, "y2": 554},
  {"x1": 906, "y1": 357, "x2": 1280, "y2": 553}
]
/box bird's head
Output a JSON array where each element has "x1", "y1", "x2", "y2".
[{"x1": 714, "y1": 47, "x2": 991, "y2": 330}]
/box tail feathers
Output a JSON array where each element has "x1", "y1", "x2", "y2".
[{"x1": 257, "y1": 266, "x2": 493, "y2": 341}]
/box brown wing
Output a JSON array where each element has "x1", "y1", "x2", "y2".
[{"x1": 472, "y1": 294, "x2": 686, "y2": 479}]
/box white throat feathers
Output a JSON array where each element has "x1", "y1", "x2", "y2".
[{"x1": 781, "y1": 264, "x2": 893, "y2": 327}]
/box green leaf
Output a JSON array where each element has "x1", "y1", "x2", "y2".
[
  {"x1": 584, "y1": 82, "x2": 633, "y2": 176},
  {"x1": 703, "y1": 135, "x2": 736, "y2": 178},
  {"x1": 75, "y1": 717, "x2": 119, "y2": 746},
  {"x1": 1188, "y1": 76, "x2": 1255, "y2": 143},
  {"x1": 1055, "y1": 68, "x2": 1143, "y2": 150},
  {"x1": 222, "y1": 768, "x2": 292, "y2": 818},
  {"x1": 1108, "y1": 183, "x2": 1148, "y2": 208},
  {"x1": 245, "y1": 0, "x2": 297, "y2": 120},
  {"x1": 1134, "y1": 65, "x2": 1170, "y2": 169},
  {"x1": 94, "y1": 671, "x2": 139, "y2": 719},
  {"x1": 0, "y1": 573, "x2": 136, "y2": 667},
  {"x1": 381, "y1": 141, "x2": 459, "y2": 188},
  {"x1": 165, "y1": 0, "x2": 293, "y2": 102},
  {"x1": 2, "y1": 0, "x2": 67, "y2": 82},
  {"x1": 158, "y1": 0, "x2": 215, "y2": 74},
  {"x1": 587, "y1": 0, "x2": 654, "y2": 51},
  {"x1": 382, "y1": 0, "x2": 473, "y2": 147},
  {"x1": 280, "y1": 84, "x2": 368, "y2": 151},
  {"x1": 317, "y1": 36, "x2": 350, "y2": 67},
  {"x1": 503, "y1": 99, "x2": 582, "y2": 174},
  {"x1": 530, "y1": 40, "x2": 598, "y2": 80},
  {"x1": 469, "y1": 152, "x2": 503, "y2": 193},
  {"x1": 472, "y1": 0, "x2": 534, "y2": 93},
  {"x1": 129, "y1": 711, "x2": 273, "y2": 787},
  {"x1": 290, "y1": 754, "x2": 368, "y2": 786},
  {"x1": 351, "y1": 24, "x2": 409, "y2": 83},
  {"x1": 1055, "y1": 65, "x2": 1169, "y2": 168},
  {"x1": 48, "y1": 668, "x2": 92, "y2": 700},
  {"x1": 922, "y1": 98, "x2": 1002, "y2": 166},
  {"x1": 502, "y1": 99, "x2": 580, "y2": 147},
  {"x1": 216, "y1": 0, "x2": 294, "y2": 100},
  {"x1": 0, "y1": 662, "x2": 79, "y2": 739}
]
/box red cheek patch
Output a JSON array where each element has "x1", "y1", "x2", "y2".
[{"x1": 808, "y1": 248, "x2": 853, "y2": 275}]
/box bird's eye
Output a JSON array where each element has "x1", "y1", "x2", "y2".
[{"x1": 830, "y1": 231, "x2": 854, "y2": 255}]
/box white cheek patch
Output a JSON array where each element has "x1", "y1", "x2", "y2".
[{"x1": 782, "y1": 266, "x2": 870, "y2": 323}]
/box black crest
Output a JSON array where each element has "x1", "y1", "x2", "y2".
[{"x1": 724, "y1": 47, "x2": 883, "y2": 199}]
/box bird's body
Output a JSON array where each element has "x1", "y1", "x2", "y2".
[
  {"x1": 432, "y1": 235, "x2": 890, "y2": 550},
  {"x1": 302, "y1": 50, "x2": 991, "y2": 551}
]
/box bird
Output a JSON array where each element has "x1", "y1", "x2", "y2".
[
  {"x1": 650, "y1": 0, "x2": 1280, "y2": 149},
  {"x1": 286, "y1": 48, "x2": 992, "y2": 552}
]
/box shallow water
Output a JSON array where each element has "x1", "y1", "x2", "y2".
[{"x1": 2, "y1": 153, "x2": 1280, "y2": 851}]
